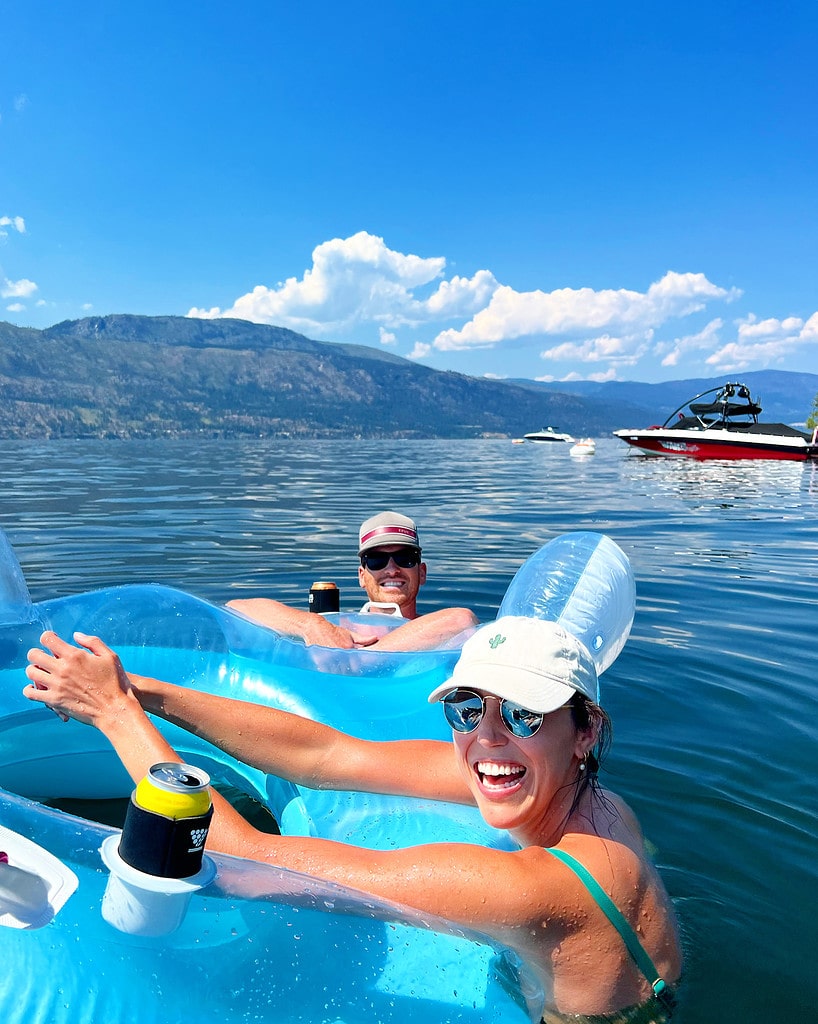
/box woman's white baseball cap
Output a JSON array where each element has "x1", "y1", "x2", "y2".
[{"x1": 428, "y1": 616, "x2": 599, "y2": 712}]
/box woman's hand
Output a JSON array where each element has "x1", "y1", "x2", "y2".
[{"x1": 24, "y1": 631, "x2": 134, "y2": 727}]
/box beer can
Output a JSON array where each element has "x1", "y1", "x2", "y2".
[
  {"x1": 309, "y1": 580, "x2": 339, "y2": 613},
  {"x1": 118, "y1": 762, "x2": 214, "y2": 879}
]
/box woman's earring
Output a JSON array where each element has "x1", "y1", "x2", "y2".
[{"x1": 578, "y1": 755, "x2": 587, "y2": 772}]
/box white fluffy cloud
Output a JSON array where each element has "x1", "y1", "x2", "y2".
[
  {"x1": 185, "y1": 230, "x2": 812, "y2": 378},
  {"x1": 659, "y1": 318, "x2": 725, "y2": 367},
  {"x1": 1, "y1": 277, "x2": 37, "y2": 299},
  {"x1": 407, "y1": 341, "x2": 432, "y2": 360},
  {"x1": 432, "y1": 272, "x2": 739, "y2": 352},
  {"x1": 378, "y1": 327, "x2": 397, "y2": 346},
  {"x1": 189, "y1": 231, "x2": 496, "y2": 334},
  {"x1": 540, "y1": 330, "x2": 654, "y2": 368},
  {"x1": 0, "y1": 215, "x2": 26, "y2": 238},
  {"x1": 425, "y1": 270, "x2": 498, "y2": 317},
  {"x1": 536, "y1": 367, "x2": 620, "y2": 384},
  {"x1": 0, "y1": 216, "x2": 36, "y2": 309},
  {"x1": 703, "y1": 312, "x2": 818, "y2": 372}
]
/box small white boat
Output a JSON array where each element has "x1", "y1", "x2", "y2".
[
  {"x1": 570, "y1": 438, "x2": 596, "y2": 457},
  {"x1": 524, "y1": 427, "x2": 575, "y2": 443}
]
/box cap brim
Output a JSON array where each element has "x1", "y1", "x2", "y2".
[
  {"x1": 359, "y1": 539, "x2": 421, "y2": 555},
  {"x1": 428, "y1": 664, "x2": 578, "y2": 714}
]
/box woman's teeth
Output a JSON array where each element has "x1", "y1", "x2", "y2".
[{"x1": 477, "y1": 762, "x2": 525, "y2": 787}]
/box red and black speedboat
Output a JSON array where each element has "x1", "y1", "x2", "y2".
[{"x1": 614, "y1": 382, "x2": 818, "y2": 461}]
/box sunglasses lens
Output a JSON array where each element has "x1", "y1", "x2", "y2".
[
  {"x1": 441, "y1": 690, "x2": 545, "y2": 738},
  {"x1": 362, "y1": 552, "x2": 389, "y2": 570},
  {"x1": 362, "y1": 549, "x2": 420, "y2": 570},
  {"x1": 393, "y1": 550, "x2": 420, "y2": 567},
  {"x1": 442, "y1": 690, "x2": 483, "y2": 733},
  {"x1": 500, "y1": 701, "x2": 544, "y2": 738}
]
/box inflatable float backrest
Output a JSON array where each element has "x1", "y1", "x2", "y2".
[
  {"x1": 499, "y1": 531, "x2": 635, "y2": 676},
  {"x1": 0, "y1": 530, "x2": 34, "y2": 626}
]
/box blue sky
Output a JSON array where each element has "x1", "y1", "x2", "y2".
[{"x1": 2, "y1": 1, "x2": 816, "y2": 384}]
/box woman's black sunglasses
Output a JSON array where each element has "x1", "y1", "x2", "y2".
[
  {"x1": 441, "y1": 688, "x2": 570, "y2": 738},
  {"x1": 360, "y1": 548, "x2": 422, "y2": 571}
]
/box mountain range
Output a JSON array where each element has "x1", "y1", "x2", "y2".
[{"x1": 0, "y1": 315, "x2": 815, "y2": 439}]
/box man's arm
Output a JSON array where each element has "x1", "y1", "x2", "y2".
[
  {"x1": 228, "y1": 598, "x2": 477, "y2": 652},
  {"x1": 365, "y1": 607, "x2": 478, "y2": 651},
  {"x1": 133, "y1": 671, "x2": 464, "y2": 799},
  {"x1": 226, "y1": 598, "x2": 375, "y2": 648}
]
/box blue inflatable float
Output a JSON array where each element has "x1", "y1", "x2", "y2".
[{"x1": 0, "y1": 529, "x2": 635, "y2": 1024}]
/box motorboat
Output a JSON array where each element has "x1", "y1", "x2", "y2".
[
  {"x1": 613, "y1": 382, "x2": 818, "y2": 462},
  {"x1": 524, "y1": 427, "x2": 575, "y2": 443}
]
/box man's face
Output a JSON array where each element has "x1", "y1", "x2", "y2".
[{"x1": 358, "y1": 545, "x2": 427, "y2": 615}]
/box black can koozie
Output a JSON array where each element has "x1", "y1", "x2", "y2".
[
  {"x1": 309, "y1": 581, "x2": 340, "y2": 613},
  {"x1": 118, "y1": 762, "x2": 213, "y2": 879}
]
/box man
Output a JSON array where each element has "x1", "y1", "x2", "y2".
[{"x1": 226, "y1": 511, "x2": 478, "y2": 652}]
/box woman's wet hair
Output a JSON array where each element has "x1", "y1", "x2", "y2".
[
  {"x1": 569, "y1": 691, "x2": 612, "y2": 777},
  {"x1": 564, "y1": 692, "x2": 614, "y2": 823}
]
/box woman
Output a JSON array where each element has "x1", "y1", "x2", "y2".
[{"x1": 24, "y1": 615, "x2": 682, "y2": 1022}]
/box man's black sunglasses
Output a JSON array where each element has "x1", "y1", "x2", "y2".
[{"x1": 360, "y1": 548, "x2": 422, "y2": 571}]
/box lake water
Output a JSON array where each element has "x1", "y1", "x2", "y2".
[{"x1": 2, "y1": 436, "x2": 817, "y2": 1023}]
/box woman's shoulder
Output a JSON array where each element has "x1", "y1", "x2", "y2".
[
  {"x1": 594, "y1": 788, "x2": 646, "y2": 847},
  {"x1": 488, "y1": 789, "x2": 657, "y2": 921},
  {"x1": 547, "y1": 792, "x2": 655, "y2": 891}
]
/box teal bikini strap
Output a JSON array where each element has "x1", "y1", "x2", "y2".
[{"x1": 546, "y1": 848, "x2": 669, "y2": 1002}]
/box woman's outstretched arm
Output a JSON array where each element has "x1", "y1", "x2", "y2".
[{"x1": 23, "y1": 631, "x2": 471, "y2": 803}]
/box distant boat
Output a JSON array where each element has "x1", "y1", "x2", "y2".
[
  {"x1": 524, "y1": 427, "x2": 575, "y2": 443},
  {"x1": 570, "y1": 438, "x2": 596, "y2": 457},
  {"x1": 613, "y1": 382, "x2": 818, "y2": 461}
]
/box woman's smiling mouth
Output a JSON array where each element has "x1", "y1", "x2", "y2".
[{"x1": 475, "y1": 760, "x2": 527, "y2": 791}]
